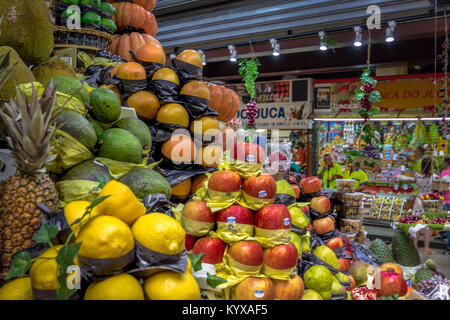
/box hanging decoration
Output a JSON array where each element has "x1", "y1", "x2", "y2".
[{"x1": 238, "y1": 55, "x2": 260, "y2": 129}]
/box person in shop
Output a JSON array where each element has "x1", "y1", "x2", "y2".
[
  {"x1": 343, "y1": 161, "x2": 369, "y2": 192},
  {"x1": 318, "y1": 153, "x2": 344, "y2": 189},
  {"x1": 408, "y1": 147, "x2": 425, "y2": 173},
  {"x1": 399, "y1": 157, "x2": 436, "y2": 254},
  {"x1": 439, "y1": 156, "x2": 450, "y2": 255}
]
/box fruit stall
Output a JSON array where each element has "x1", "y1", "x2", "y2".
[{"x1": 0, "y1": 0, "x2": 449, "y2": 302}]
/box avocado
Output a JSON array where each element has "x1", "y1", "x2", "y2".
[
  {"x1": 49, "y1": 76, "x2": 90, "y2": 105},
  {"x1": 0, "y1": 47, "x2": 35, "y2": 103},
  {"x1": 88, "y1": 118, "x2": 104, "y2": 139},
  {"x1": 101, "y1": 18, "x2": 117, "y2": 33},
  {"x1": 61, "y1": 160, "x2": 112, "y2": 183},
  {"x1": 56, "y1": 111, "x2": 97, "y2": 150},
  {"x1": 100, "y1": 2, "x2": 115, "y2": 14},
  {"x1": 98, "y1": 128, "x2": 143, "y2": 164},
  {"x1": 114, "y1": 117, "x2": 152, "y2": 148},
  {"x1": 81, "y1": 12, "x2": 101, "y2": 25},
  {"x1": 119, "y1": 168, "x2": 172, "y2": 200},
  {"x1": 89, "y1": 87, "x2": 122, "y2": 123},
  {"x1": 32, "y1": 56, "x2": 77, "y2": 86},
  {"x1": 0, "y1": 0, "x2": 54, "y2": 66}
]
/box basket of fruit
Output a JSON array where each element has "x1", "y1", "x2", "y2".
[{"x1": 53, "y1": 25, "x2": 113, "y2": 51}]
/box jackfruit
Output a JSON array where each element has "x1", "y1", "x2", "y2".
[
  {"x1": 0, "y1": 0, "x2": 54, "y2": 66},
  {"x1": 0, "y1": 46, "x2": 35, "y2": 103},
  {"x1": 32, "y1": 56, "x2": 77, "y2": 86}
]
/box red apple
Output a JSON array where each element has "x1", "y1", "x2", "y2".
[
  {"x1": 338, "y1": 258, "x2": 351, "y2": 272},
  {"x1": 234, "y1": 276, "x2": 274, "y2": 300},
  {"x1": 185, "y1": 235, "x2": 196, "y2": 251},
  {"x1": 268, "y1": 152, "x2": 288, "y2": 162},
  {"x1": 263, "y1": 242, "x2": 298, "y2": 271},
  {"x1": 273, "y1": 275, "x2": 304, "y2": 300},
  {"x1": 312, "y1": 216, "x2": 335, "y2": 235},
  {"x1": 291, "y1": 184, "x2": 300, "y2": 199},
  {"x1": 233, "y1": 142, "x2": 266, "y2": 164},
  {"x1": 325, "y1": 236, "x2": 343, "y2": 250},
  {"x1": 300, "y1": 176, "x2": 322, "y2": 194},
  {"x1": 301, "y1": 205, "x2": 310, "y2": 214},
  {"x1": 347, "y1": 275, "x2": 356, "y2": 291},
  {"x1": 181, "y1": 200, "x2": 215, "y2": 236},
  {"x1": 192, "y1": 237, "x2": 226, "y2": 265},
  {"x1": 216, "y1": 205, "x2": 254, "y2": 225},
  {"x1": 208, "y1": 170, "x2": 242, "y2": 193},
  {"x1": 255, "y1": 204, "x2": 292, "y2": 230},
  {"x1": 182, "y1": 200, "x2": 215, "y2": 222},
  {"x1": 228, "y1": 241, "x2": 263, "y2": 268},
  {"x1": 310, "y1": 196, "x2": 331, "y2": 214},
  {"x1": 242, "y1": 174, "x2": 276, "y2": 199}
]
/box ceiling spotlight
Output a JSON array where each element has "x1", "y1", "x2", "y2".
[
  {"x1": 354, "y1": 26, "x2": 362, "y2": 47},
  {"x1": 270, "y1": 39, "x2": 280, "y2": 56},
  {"x1": 318, "y1": 31, "x2": 327, "y2": 51},
  {"x1": 385, "y1": 21, "x2": 396, "y2": 42},
  {"x1": 228, "y1": 45, "x2": 237, "y2": 62},
  {"x1": 170, "y1": 53, "x2": 176, "y2": 60},
  {"x1": 198, "y1": 50, "x2": 206, "y2": 66}
]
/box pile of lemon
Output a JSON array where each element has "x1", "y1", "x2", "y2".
[{"x1": 0, "y1": 180, "x2": 200, "y2": 300}]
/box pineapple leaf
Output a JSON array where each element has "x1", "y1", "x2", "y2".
[
  {"x1": 188, "y1": 253, "x2": 204, "y2": 272},
  {"x1": 32, "y1": 223, "x2": 59, "y2": 244},
  {"x1": 5, "y1": 251, "x2": 32, "y2": 280},
  {"x1": 0, "y1": 51, "x2": 16, "y2": 90}
]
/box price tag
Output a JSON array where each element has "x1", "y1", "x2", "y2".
[
  {"x1": 394, "y1": 184, "x2": 399, "y2": 190},
  {"x1": 402, "y1": 184, "x2": 408, "y2": 190},
  {"x1": 401, "y1": 165, "x2": 405, "y2": 171},
  {"x1": 393, "y1": 154, "x2": 398, "y2": 160},
  {"x1": 440, "y1": 151, "x2": 445, "y2": 156}
]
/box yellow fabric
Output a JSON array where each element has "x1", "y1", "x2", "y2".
[
  {"x1": 238, "y1": 191, "x2": 274, "y2": 211},
  {"x1": 228, "y1": 160, "x2": 263, "y2": 180},
  {"x1": 56, "y1": 180, "x2": 102, "y2": 207},
  {"x1": 93, "y1": 157, "x2": 160, "y2": 180},
  {"x1": 78, "y1": 51, "x2": 123, "y2": 69},
  {"x1": 216, "y1": 221, "x2": 254, "y2": 244},
  {"x1": 193, "y1": 175, "x2": 241, "y2": 212},
  {"x1": 288, "y1": 202, "x2": 311, "y2": 229},
  {"x1": 320, "y1": 163, "x2": 344, "y2": 189},
  {"x1": 276, "y1": 180, "x2": 296, "y2": 197},
  {"x1": 254, "y1": 227, "x2": 291, "y2": 248},
  {"x1": 181, "y1": 216, "x2": 215, "y2": 237},
  {"x1": 47, "y1": 129, "x2": 93, "y2": 173},
  {"x1": 300, "y1": 231, "x2": 311, "y2": 253},
  {"x1": 172, "y1": 203, "x2": 184, "y2": 224},
  {"x1": 226, "y1": 254, "x2": 262, "y2": 276},
  {"x1": 262, "y1": 264, "x2": 297, "y2": 280},
  {"x1": 343, "y1": 168, "x2": 369, "y2": 189},
  {"x1": 18, "y1": 82, "x2": 87, "y2": 115}
]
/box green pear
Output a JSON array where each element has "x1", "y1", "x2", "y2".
[{"x1": 314, "y1": 245, "x2": 340, "y2": 270}]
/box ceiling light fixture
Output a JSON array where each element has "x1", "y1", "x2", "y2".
[
  {"x1": 228, "y1": 45, "x2": 237, "y2": 62},
  {"x1": 354, "y1": 26, "x2": 362, "y2": 47},
  {"x1": 318, "y1": 31, "x2": 328, "y2": 51},
  {"x1": 385, "y1": 21, "x2": 396, "y2": 42},
  {"x1": 270, "y1": 39, "x2": 280, "y2": 56}
]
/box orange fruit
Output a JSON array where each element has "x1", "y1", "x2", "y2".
[
  {"x1": 176, "y1": 50, "x2": 202, "y2": 69},
  {"x1": 156, "y1": 103, "x2": 189, "y2": 127},
  {"x1": 172, "y1": 179, "x2": 191, "y2": 197},
  {"x1": 190, "y1": 116, "x2": 219, "y2": 135},
  {"x1": 161, "y1": 134, "x2": 197, "y2": 163},
  {"x1": 180, "y1": 81, "x2": 210, "y2": 101},
  {"x1": 127, "y1": 91, "x2": 160, "y2": 119},
  {"x1": 152, "y1": 68, "x2": 180, "y2": 86}
]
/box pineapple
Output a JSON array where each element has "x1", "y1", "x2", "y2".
[{"x1": 0, "y1": 79, "x2": 62, "y2": 277}]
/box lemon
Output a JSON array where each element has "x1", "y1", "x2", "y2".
[
  {"x1": 29, "y1": 245, "x2": 79, "y2": 291},
  {"x1": 96, "y1": 180, "x2": 146, "y2": 226},
  {"x1": 0, "y1": 277, "x2": 33, "y2": 300},
  {"x1": 77, "y1": 215, "x2": 134, "y2": 259},
  {"x1": 186, "y1": 256, "x2": 192, "y2": 274},
  {"x1": 64, "y1": 200, "x2": 100, "y2": 236},
  {"x1": 143, "y1": 271, "x2": 200, "y2": 300},
  {"x1": 84, "y1": 274, "x2": 144, "y2": 300},
  {"x1": 132, "y1": 212, "x2": 185, "y2": 255}
]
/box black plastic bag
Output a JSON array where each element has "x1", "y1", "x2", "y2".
[
  {"x1": 309, "y1": 230, "x2": 327, "y2": 250},
  {"x1": 291, "y1": 224, "x2": 308, "y2": 237},
  {"x1": 173, "y1": 59, "x2": 202, "y2": 83},
  {"x1": 298, "y1": 250, "x2": 340, "y2": 278},
  {"x1": 274, "y1": 193, "x2": 297, "y2": 206},
  {"x1": 119, "y1": 78, "x2": 148, "y2": 99},
  {"x1": 130, "y1": 50, "x2": 164, "y2": 79},
  {"x1": 84, "y1": 65, "x2": 121, "y2": 88},
  {"x1": 141, "y1": 193, "x2": 175, "y2": 217},
  {"x1": 155, "y1": 164, "x2": 217, "y2": 187},
  {"x1": 180, "y1": 94, "x2": 219, "y2": 119},
  {"x1": 150, "y1": 80, "x2": 179, "y2": 101}
]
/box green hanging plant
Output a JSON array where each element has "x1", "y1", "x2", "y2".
[{"x1": 238, "y1": 57, "x2": 260, "y2": 99}]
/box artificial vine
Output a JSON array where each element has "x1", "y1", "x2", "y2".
[{"x1": 238, "y1": 57, "x2": 260, "y2": 99}]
